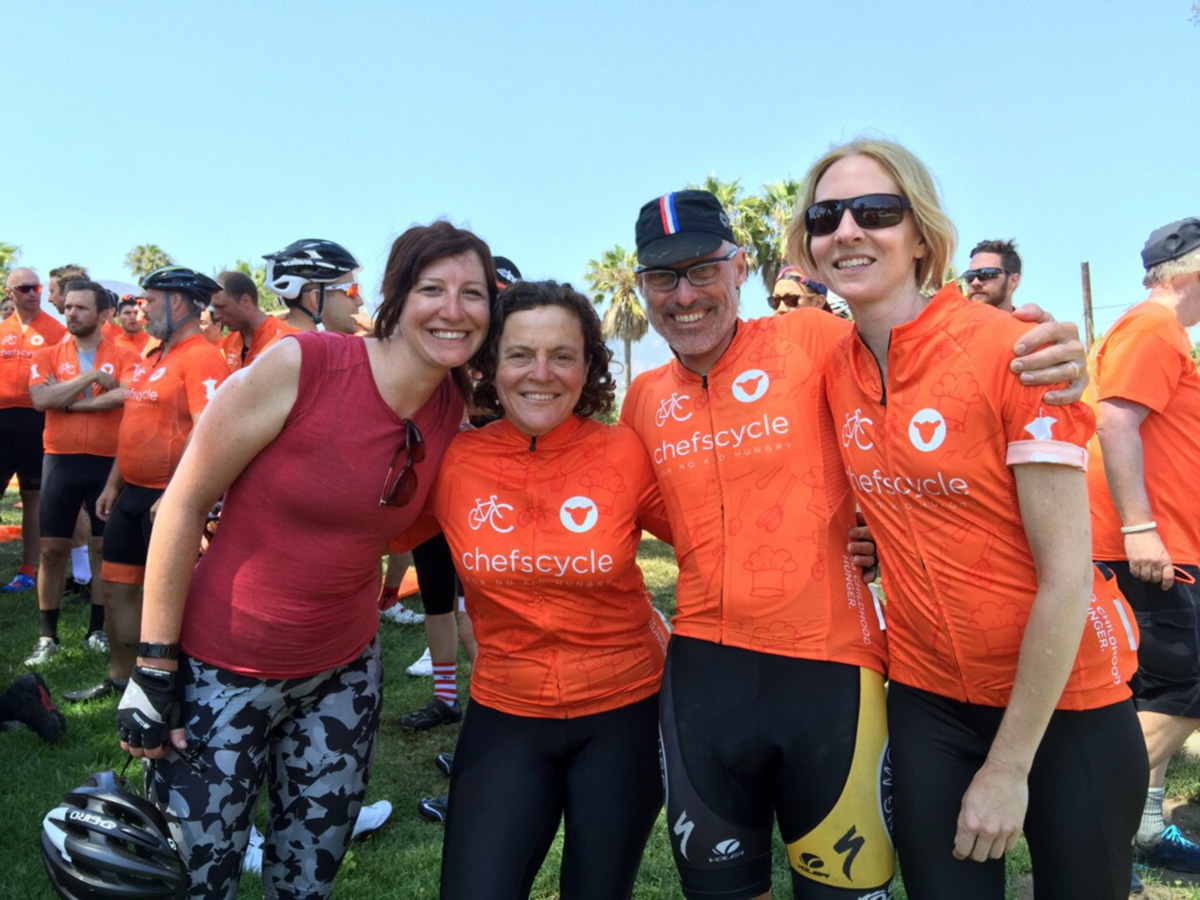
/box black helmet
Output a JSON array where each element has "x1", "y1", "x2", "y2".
[
  {"x1": 41, "y1": 770, "x2": 187, "y2": 900},
  {"x1": 263, "y1": 238, "x2": 359, "y2": 300},
  {"x1": 140, "y1": 266, "x2": 221, "y2": 308}
]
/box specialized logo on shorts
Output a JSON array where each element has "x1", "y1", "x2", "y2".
[
  {"x1": 202, "y1": 377, "x2": 218, "y2": 401},
  {"x1": 469, "y1": 494, "x2": 514, "y2": 533},
  {"x1": 673, "y1": 811, "x2": 694, "y2": 860},
  {"x1": 908, "y1": 408, "x2": 946, "y2": 452},
  {"x1": 30, "y1": 334, "x2": 45, "y2": 346},
  {"x1": 559, "y1": 496, "x2": 598, "y2": 533},
  {"x1": 731, "y1": 369, "x2": 769, "y2": 403},
  {"x1": 834, "y1": 825, "x2": 866, "y2": 879},
  {"x1": 842, "y1": 409, "x2": 874, "y2": 450},
  {"x1": 709, "y1": 838, "x2": 745, "y2": 864},
  {"x1": 1024, "y1": 415, "x2": 1057, "y2": 441},
  {"x1": 149, "y1": 367, "x2": 167, "y2": 383},
  {"x1": 655, "y1": 392, "x2": 692, "y2": 427}
]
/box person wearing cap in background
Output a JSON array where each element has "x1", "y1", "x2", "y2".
[
  {"x1": 964, "y1": 239, "x2": 1023, "y2": 313},
  {"x1": 1086, "y1": 217, "x2": 1200, "y2": 875},
  {"x1": 619, "y1": 187, "x2": 1091, "y2": 899},
  {"x1": 767, "y1": 266, "x2": 830, "y2": 316}
]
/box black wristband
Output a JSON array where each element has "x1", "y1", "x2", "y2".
[{"x1": 137, "y1": 641, "x2": 180, "y2": 660}]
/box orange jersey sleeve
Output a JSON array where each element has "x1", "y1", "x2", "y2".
[
  {"x1": 0, "y1": 312, "x2": 69, "y2": 408},
  {"x1": 425, "y1": 415, "x2": 668, "y2": 718},
  {"x1": 1086, "y1": 302, "x2": 1200, "y2": 563},
  {"x1": 620, "y1": 309, "x2": 887, "y2": 672},
  {"x1": 117, "y1": 334, "x2": 229, "y2": 488},
  {"x1": 826, "y1": 285, "x2": 1134, "y2": 710}
]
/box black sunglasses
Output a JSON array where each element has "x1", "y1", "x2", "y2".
[
  {"x1": 962, "y1": 267, "x2": 1008, "y2": 283},
  {"x1": 804, "y1": 194, "x2": 911, "y2": 237},
  {"x1": 12, "y1": 283, "x2": 41, "y2": 294},
  {"x1": 379, "y1": 419, "x2": 426, "y2": 508}
]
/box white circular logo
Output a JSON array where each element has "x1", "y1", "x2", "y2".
[
  {"x1": 149, "y1": 368, "x2": 167, "y2": 382},
  {"x1": 731, "y1": 369, "x2": 769, "y2": 403},
  {"x1": 560, "y1": 496, "x2": 598, "y2": 533},
  {"x1": 100, "y1": 363, "x2": 115, "y2": 375},
  {"x1": 909, "y1": 409, "x2": 947, "y2": 452},
  {"x1": 30, "y1": 334, "x2": 45, "y2": 346}
]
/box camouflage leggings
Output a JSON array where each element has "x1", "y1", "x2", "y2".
[{"x1": 149, "y1": 637, "x2": 382, "y2": 900}]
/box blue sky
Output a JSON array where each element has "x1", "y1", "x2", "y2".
[{"x1": 5, "y1": 1, "x2": 1197, "y2": 374}]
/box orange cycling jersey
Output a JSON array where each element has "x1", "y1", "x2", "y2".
[
  {"x1": 116, "y1": 334, "x2": 228, "y2": 488},
  {"x1": 0, "y1": 312, "x2": 69, "y2": 408},
  {"x1": 1086, "y1": 301, "x2": 1200, "y2": 564},
  {"x1": 29, "y1": 337, "x2": 139, "y2": 456},
  {"x1": 101, "y1": 322, "x2": 122, "y2": 342},
  {"x1": 620, "y1": 307, "x2": 887, "y2": 672},
  {"x1": 220, "y1": 316, "x2": 297, "y2": 372},
  {"x1": 113, "y1": 329, "x2": 150, "y2": 357},
  {"x1": 825, "y1": 285, "x2": 1137, "y2": 710},
  {"x1": 393, "y1": 415, "x2": 672, "y2": 718}
]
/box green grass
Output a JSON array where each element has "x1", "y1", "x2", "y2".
[{"x1": 2, "y1": 490, "x2": 1198, "y2": 898}]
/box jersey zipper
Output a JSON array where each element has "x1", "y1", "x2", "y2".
[{"x1": 701, "y1": 372, "x2": 729, "y2": 642}]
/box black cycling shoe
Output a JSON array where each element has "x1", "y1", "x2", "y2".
[
  {"x1": 435, "y1": 752, "x2": 454, "y2": 776},
  {"x1": 5, "y1": 673, "x2": 67, "y2": 744},
  {"x1": 64, "y1": 577, "x2": 92, "y2": 604},
  {"x1": 63, "y1": 678, "x2": 125, "y2": 704},
  {"x1": 399, "y1": 697, "x2": 461, "y2": 730},
  {"x1": 417, "y1": 793, "x2": 449, "y2": 823}
]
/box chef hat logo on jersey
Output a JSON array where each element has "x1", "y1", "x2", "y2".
[
  {"x1": 731, "y1": 369, "x2": 769, "y2": 403},
  {"x1": 559, "y1": 496, "x2": 598, "y2": 533},
  {"x1": 908, "y1": 408, "x2": 947, "y2": 452}
]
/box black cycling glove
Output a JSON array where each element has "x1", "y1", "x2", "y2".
[{"x1": 116, "y1": 665, "x2": 181, "y2": 751}]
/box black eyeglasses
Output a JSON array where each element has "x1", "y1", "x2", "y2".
[
  {"x1": 12, "y1": 283, "x2": 41, "y2": 294},
  {"x1": 804, "y1": 194, "x2": 911, "y2": 237},
  {"x1": 636, "y1": 247, "x2": 739, "y2": 293},
  {"x1": 962, "y1": 267, "x2": 1008, "y2": 283},
  {"x1": 379, "y1": 419, "x2": 425, "y2": 508}
]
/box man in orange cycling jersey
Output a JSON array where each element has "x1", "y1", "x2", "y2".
[
  {"x1": 2, "y1": 267, "x2": 68, "y2": 593},
  {"x1": 114, "y1": 296, "x2": 151, "y2": 356},
  {"x1": 213, "y1": 270, "x2": 296, "y2": 373},
  {"x1": 86, "y1": 266, "x2": 228, "y2": 702},
  {"x1": 1087, "y1": 217, "x2": 1200, "y2": 873},
  {"x1": 619, "y1": 189, "x2": 1090, "y2": 900},
  {"x1": 27, "y1": 281, "x2": 140, "y2": 676}
]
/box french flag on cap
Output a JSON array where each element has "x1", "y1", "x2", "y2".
[{"x1": 659, "y1": 193, "x2": 680, "y2": 235}]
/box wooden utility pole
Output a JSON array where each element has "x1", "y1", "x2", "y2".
[{"x1": 1081, "y1": 262, "x2": 1095, "y2": 350}]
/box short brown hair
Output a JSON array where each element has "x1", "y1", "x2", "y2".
[
  {"x1": 472, "y1": 280, "x2": 615, "y2": 420},
  {"x1": 50, "y1": 264, "x2": 88, "y2": 284},
  {"x1": 63, "y1": 279, "x2": 110, "y2": 313},
  {"x1": 218, "y1": 271, "x2": 260, "y2": 306}
]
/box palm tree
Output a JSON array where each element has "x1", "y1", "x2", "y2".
[
  {"x1": 124, "y1": 244, "x2": 174, "y2": 282},
  {"x1": 585, "y1": 245, "x2": 648, "y2": 389},
  {"x1": 0, "y1": 242, "x2": 20, "y2": 283},
  {"x1": 746, "y1": 179, "x2": 803, "y2": 293}
]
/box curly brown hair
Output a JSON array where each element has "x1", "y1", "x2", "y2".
[{"x1": 472, "y1": 280, "x2": 615, "y2": 420}]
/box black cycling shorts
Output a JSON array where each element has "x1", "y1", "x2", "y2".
[
  {"x1": 0, "y1": 407, "x2": 46, "y2": 491},
  {"x1": 100, "y1": 484, "x2": 163, "y2": 585},
  {"x1": 441, "y1": 695, "x2": 662, "y2": 900},
  {"x1": 660, "y1": 636, "x2": 893, "y2": 900},
  {"x1": 888, "y1": 682, "x2": 1145, "y2": 900},
  {"x1": 412, "y1": 532, "x2": 459, "y2": 616},
  {"x1": 1099, "y1": 559, "x2": 1200, "y2": 717},
  {"x1": 39, "y1": 453, "x2": 112, "y2": 539}
]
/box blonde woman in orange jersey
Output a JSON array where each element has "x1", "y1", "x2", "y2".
[
  {"x1": 392, "y1": 280, "x2": 673, "y2": 900},
  {"x1": 790, "y1": 138, "x2": 1146, "y2": 900}
]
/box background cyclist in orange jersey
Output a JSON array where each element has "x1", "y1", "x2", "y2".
[
  {"x1": 792, "y1": 137, "x2": 1144, "y2": 900},
  {"x1": 392, "y1": 280, "x2": 673, "y2": 900}
]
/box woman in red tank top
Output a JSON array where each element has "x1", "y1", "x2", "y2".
[{"x1": 113, "y1": 224, "x2": 496, "y2": 899}]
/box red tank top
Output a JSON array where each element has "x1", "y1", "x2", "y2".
[{"x1": 182, "y1": 331, "x2": 463, "y2": 678}]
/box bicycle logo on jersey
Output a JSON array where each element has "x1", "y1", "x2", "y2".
[
  {"x1": 655, "y1": 392, "x2": 692, "y2": 427},
  {"x1": 469, "y1": 495, "x2": 514, "y2": 533},
  {"x1": 842, "y1": 409, "x2": 874, "y2": 450}
]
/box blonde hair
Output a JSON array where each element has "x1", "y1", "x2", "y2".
[
  {"x1": 786, "y1": 138, "x2": 957, "y2": 293},
  {"x1": 1144, "y1": 246, "x2": 1200, "y2": 289}
]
